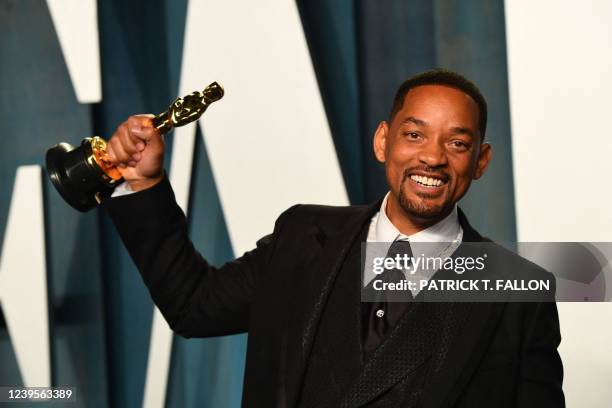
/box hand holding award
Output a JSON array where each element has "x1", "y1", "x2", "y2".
[{"x1": 46, "y1": 82, "x2": 224, "y2": 211}]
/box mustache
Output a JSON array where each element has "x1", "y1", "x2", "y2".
[{"x1": 402, "y1": 167, "x2": 450, "y2": 182}]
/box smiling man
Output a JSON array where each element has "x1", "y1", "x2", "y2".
[
  {"x1": 374, "y1": 74, "x2": 491, "y2": 233},
  {"x1": 104, "y1": 69, "x2": 564, "y2": 407}
]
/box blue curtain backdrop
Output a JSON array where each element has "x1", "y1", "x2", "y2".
[
  {"x1": 0, "y1": 0, "x2": 515, "y2": 406},
  {"x1": 300, "y1": 0, "x2": 516, "y2": 240},
  {"x1": 0, "y1": 1, "x2": 109, "y2": 407}
]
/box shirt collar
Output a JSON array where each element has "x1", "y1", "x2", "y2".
[{"x1": 373, "y1": 192, "x2": 461, "y2": 243}]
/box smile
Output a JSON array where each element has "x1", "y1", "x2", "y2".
[{"x1": 409, "y1": 174, "x2": 447, "y2": 188}]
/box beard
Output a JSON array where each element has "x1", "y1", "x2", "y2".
[{"x1": 397, "y1": 170, "x2": 453, "y2": 221}]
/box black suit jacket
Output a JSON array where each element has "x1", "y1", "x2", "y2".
[{"x1": 104, "y1": 176, "x2": 564, "y2": 407}]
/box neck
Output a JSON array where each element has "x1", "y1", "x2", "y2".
[{"x1": 385, "y1": 194, "x2": 452, "y2": 236}]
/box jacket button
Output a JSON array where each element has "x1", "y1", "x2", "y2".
[{"x1": 376, "y1": 309, "x2": 385, "y2": 318}]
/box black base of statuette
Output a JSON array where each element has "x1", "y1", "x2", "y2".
[{"x1": 45, "y1": 138, "x2": 117, "y2": 212}]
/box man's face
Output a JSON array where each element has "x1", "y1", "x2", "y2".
[{"x1": 374, "y1": 84, "x2": 492, "y2": 222}]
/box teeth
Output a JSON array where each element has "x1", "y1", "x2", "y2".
[{"x1": 410, "y1": 175, "x2": 444, "y2": 187}]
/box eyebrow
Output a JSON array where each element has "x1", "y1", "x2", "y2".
[
  {"x1": 401, "y1": 116, "x2": 476, "y2": 138},
  {"x1": 449, "y1": 126, "x2": 475, "y2": 138},
  {"x1": 401, "y1": 116, "x2": 427, "y2": 126}
]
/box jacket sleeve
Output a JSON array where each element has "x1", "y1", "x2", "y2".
[
  {"x1": 516, "y1": 301, "x2": 565, "y2": 407},
  {"x1": 103, "y1": 175, "x2": 293, "y2": 338}
]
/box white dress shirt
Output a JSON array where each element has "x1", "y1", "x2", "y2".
[
  {"x1": 364, "y1": 192, "x2": 463, "y2": 295},
  {"x1": 111, "y1": 181, "x2": 134, "y2": 198}
]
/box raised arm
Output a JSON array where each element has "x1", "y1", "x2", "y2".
[{"x1": 102, "y1": 115, "x2": 287, "y2": 337}]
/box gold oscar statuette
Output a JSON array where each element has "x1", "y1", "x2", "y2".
[{"x1": 46, "y1": 82, "x2": 224, "y2": 212}]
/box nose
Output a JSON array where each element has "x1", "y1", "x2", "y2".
[{"x1": 417, "y1": 139, "x2": 448, "y2": 168}]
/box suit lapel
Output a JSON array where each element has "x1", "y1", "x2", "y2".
[
  {"x1": 284, "y1": 201, "x2": 381, "y2": 407},
  {"x1": 420, "y1": 207, "x2": 506, "y2": 408}
]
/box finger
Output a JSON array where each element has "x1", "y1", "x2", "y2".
[
  {"x1": 128, "y1": 115, "x2": 157, "y2": 135},
  {"x1": 127, "y1": 115, "x2": 153, "y2": 130},
  {"x1": 107, "y1": 124, "x2": 132, "y2": 162},
  {"x1": 119, "y1": 126, "x2": 142, "y2": 156},
  {"x1": 108, "y1": 137, "x2": 130, "y2": 163},
  {"x1": 134, "y1": 113, "x2": 155, "y2": 128},
  {"x1": 130, "y1": 126, "x2": 160, "y2": 148},
  {"x1": 131, "y1": 115, "x2": 161, "y2": 146},
  {"x1": 124, "y1": 116, "x2": 149, "y2": 150},
  {"x1": 106, "y1": 142, "x2": 117, "y2": 163},
  {"x1": 108, "y1": 137, "x2": 131, "y2": 164}
]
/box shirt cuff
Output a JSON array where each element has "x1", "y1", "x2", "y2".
[{"x1": 111, "y1": 181, "x2": 135, "y2": 198}]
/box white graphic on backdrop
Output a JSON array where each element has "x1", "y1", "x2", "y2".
[
  {"x1": 46, "y1": 0, "x2": 101, "y2": 103},
  {"x1": 142, "y1": 1, "x2": 349, "y2": 407},
  {"x1": 505, "y1": 0, "x2": 612, "y2": 406},
  {"x1": 0, "y1": 166, "x2": 50, "y2": 387}
]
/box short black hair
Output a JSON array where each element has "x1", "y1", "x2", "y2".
[{"x1": 389, "y1": 69, "x2": 488, "y2": 139}]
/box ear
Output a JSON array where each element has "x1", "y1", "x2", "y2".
[
  {"x1": 373, "y1": 121, "x2": 389, "y2": 163},
  {"x1": 473, "y1": 141, "x2": 492, "y2": 180}
]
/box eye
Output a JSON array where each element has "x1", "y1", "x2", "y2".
[
  {"x1": 402, "y1": 131, "x2": 421, "y2": 140},
  {"x1": 449, "y1": 140, "x2": 470, "y2": 151}
]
